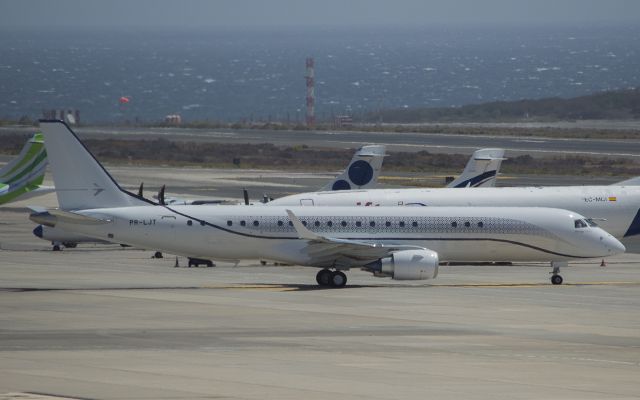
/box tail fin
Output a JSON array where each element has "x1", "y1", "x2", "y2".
[
  {"x1": 39, "y1": 120, "x2": 153, "y2": 210},
  {"x1": 447, "y1": 148, "x2": 506, "y2": 188},
  {"x1": 321, "y1": 145, "x2": 386, "y2": 191},
  {"x1": 0, "y1": 133, "x2": 49, "y2": 204}
]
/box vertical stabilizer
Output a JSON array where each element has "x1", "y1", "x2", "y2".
[
  {"x1": 39, "y1": 120, "x2": 152, "y2": 210},
  {"x1": 0, "y1": 133, "x2": 49, "y2": 204},
  {"x1": 447, "y1": 148, "x2": 506, "y2": 188},
  {"x1": 321, "y1": 145, "x2": 386, "y2": 191}
]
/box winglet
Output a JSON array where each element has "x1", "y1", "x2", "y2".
[{"x1": 286, "y1": 209, "x2": 323, "y2": 241}]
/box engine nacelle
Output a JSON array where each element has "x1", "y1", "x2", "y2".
[{"x1": 363, "y1": 249, "x2": 439, "y2": 280}]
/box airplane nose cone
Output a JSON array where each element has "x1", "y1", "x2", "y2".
[
  {"x1": 603, "y1": 234, "x2": 625, "y2": 255},
  {"x1": 33, "y1": 225, "x2": 43, "y2": 238}
]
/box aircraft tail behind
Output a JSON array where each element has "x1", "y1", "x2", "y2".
[
  {"x1": 321, "y1": 145, "x2": 386, "y2": 191},
  {"x1": 0, "y1": 133, "x2": 49, "y2": 204},
  {"x1": 39, "y1": 120, "x2": 152, "y2": 210},
  {"x1": 447, "y1": 148, "x2": 506, "y2": 188}
]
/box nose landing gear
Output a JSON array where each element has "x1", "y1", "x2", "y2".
[{"x1": 550, "y1": 261, "x2": 567, "y2": 285}]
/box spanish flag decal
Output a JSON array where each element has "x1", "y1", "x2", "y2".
[{"x1": 609, "y1": 196, "x2": 617, "y2": 202}]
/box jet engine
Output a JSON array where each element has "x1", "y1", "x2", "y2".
[{"x1": 363, "y1": 249, "x2": 439, "y2": 280}]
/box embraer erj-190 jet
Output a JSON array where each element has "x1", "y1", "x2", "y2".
[{"x1": 30, "y1": 120, "x2": 623, "y2": 287}]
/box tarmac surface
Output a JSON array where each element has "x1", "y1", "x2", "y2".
[
  {"x1": 3, "y1": 124, "x2": 640, "y2": 159},
  {"x1": 1, "y1": 169, "x2": 640, "y2": 400},
  {"x1": 78, "y1": 126, "x2": 640, "y2": 159}
]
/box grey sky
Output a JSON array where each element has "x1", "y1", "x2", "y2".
[{"x1": 1, "y1": 0, "x2": 639, "y2": 29}]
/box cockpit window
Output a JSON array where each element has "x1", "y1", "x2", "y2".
[
  {"x1": 574, "y1": 219, "x2": 588, "y2": 229},
  {"x1": 585, "y1": 218, "x2": 599, "y2": 227}
]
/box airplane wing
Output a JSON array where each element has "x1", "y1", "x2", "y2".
[{"x1": 285, "y1": 209, "x2": 425, "y2": 268}]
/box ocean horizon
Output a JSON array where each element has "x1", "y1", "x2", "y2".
[{"x1": 1, "y1": 25, "x2": 638, "y2": 123}]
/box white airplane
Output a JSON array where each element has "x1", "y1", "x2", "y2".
[{"x1": 29, "y1": 120, "x2": 624, "y2": 287}]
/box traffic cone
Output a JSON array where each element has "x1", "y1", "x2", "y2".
[{"x1": 600, "y1": 259, "x2": 607, "y2": 267}]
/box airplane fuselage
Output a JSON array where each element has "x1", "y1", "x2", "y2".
[{"x1": 51, "y1": 205, "x2": 622, "y2": 267}]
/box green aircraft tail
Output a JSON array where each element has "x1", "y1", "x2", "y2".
[{"x1": 0, "y1": 133, "x2": 50, "y2": 204}]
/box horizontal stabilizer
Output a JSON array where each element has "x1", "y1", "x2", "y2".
[{"x1": 29, "y1": 208, "x2": 110, "y2": 228}]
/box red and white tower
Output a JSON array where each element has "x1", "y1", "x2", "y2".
[{"x1": 305, "y1": 57, "x2": 315, "y2": 126}]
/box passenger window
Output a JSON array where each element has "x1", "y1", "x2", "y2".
[
  {"x1": 356, "y1": 221, "x2": 362, "y2": 227},
  {"x1": 464, "y1": 221, "x2": 470, "y2": 227},
  {"x1": 574, "y1": 219, "x2": 588, "y2": 229},
  {"x1": 288, "y1": 221, "x2": 293, "y2": 226},
  {"x1": 341, "y1": 221, "x2": 347, "y2": 227},
  {"x1": 451, "y1": 221, "x2": 457, "y2": 228},
  {"x1": 240, "y1": 220, "x2": 246, "y2": 227},
  {"x1": 302, "y1": 221, "x2": 307, "y2": 226},
  {"x1": 399, "y1": 221, "x2": 405, "y2": 228},
  {"x1": 227, "y1": 220, "x2": 232, "y2": 226},
  {"x1": 412, "y1": 221, "x2": 418, "y2": 227},
  {"x1": 385, "y1": 221, "x2": 391, "y2": 227},
  {"x1": 370, "y1": 221, "x2": 375, "y2": 227},
  {"x1": 253, "y1": 220, "x2": 259, "y2": 227},
  {"x1": 277, "y1": 220, "x2": 283, "y2": 226},
  {"x1": 314, "y1": 221, "x2": 320, "y2": 227},
  {"x1": 327, "y1": 221, "x2": 333, "y2": 227},
  {"x1": 477, "y1": 221, "x2": 484, "y2": 228}
]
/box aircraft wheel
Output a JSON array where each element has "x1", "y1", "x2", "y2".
[
  {"x1": 316, "y1": 269, "x2": 332, "y2": 286},
  {"x1": 153, "y1": 251, "x2": 163, "y2": 259},
  {"x1": 330, "y1": 271, "x2": 347, "y2": 288},
  {"x1": 551, "y1": 275, "x2": 563, "y2": 285},
  {"x1": 52, "y1": 245, "x2": 61, "y2": 251}
]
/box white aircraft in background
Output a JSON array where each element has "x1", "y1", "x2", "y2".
[
  {"x1": 29, "y1": 120, "x2": 624, "y2": 287},
  {"x1": 0, "y1": 133, "x2": 54, "y2": 205},
  {"x1": 268, "y1": 181, "x2": 640, "y2": 245}
]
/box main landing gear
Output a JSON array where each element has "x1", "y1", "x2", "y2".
[
  {"x1": 550, "y1": 261, "x2": 567, "y2": 285},
  {"x1": 316, "y1": 269, "x2": 347, "y2": 288}
]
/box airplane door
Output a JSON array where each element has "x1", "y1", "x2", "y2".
[
  {"x1": 160, "y1": 215, "x2": 177, "y2": 240},
  {"x1": 300, "y1": 199, "x2": 314, "y2": 206}
]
